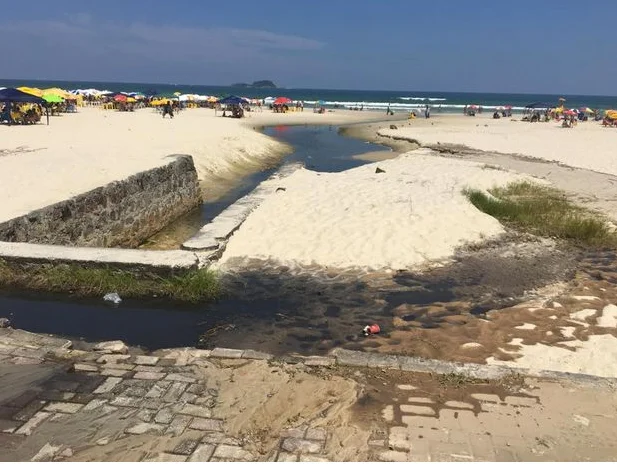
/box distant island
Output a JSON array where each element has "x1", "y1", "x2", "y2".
[{"x1": 231, "y1": 80, "x2": 277, "y2": 89}]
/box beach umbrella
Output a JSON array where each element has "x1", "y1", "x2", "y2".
[
  {"x1": 42, "y1": 94, "x2": 64, "y2": 103},
  {"x1": 218, "y1": 95, "x2": 245, "y2": 105},
  {"x1": 18, "y1": 87, "x2": 43, "y2": 97},
  {"x1": 114, "y1": 94, "x2": 128, "y2": 102},
  {"x1": 274, "y1": 97, "x2": 292, "y2": 105},
  {"x1": 173, "y1": 92, "x2": 182, "y2": 97}
]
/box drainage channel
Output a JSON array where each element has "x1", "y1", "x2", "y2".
[{"x1": 0, "y1": 125, "x2": 397, "y2": 354}]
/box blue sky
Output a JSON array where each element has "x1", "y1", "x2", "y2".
[{"x1": 2, "y1": 0, "x2": 614, "y2": 94}]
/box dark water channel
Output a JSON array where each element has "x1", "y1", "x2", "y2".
[{"x1": 0, "y1": 125, "x2": 399, "y2": 353}]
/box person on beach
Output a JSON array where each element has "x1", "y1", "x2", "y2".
[
  {"x1": 162, "y1": 101, "x2": 174, "y2": 119},
  {"x1": 425, "y1": 104, "x2": 430, "y2": 118}
]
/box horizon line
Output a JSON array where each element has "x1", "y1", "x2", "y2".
[{"x1": 0, "y1": 77, "x2": 615, "y2": 98}]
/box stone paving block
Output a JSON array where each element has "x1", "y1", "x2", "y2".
[
  {"x1": 280, "y1": 427, "x2": 307, "y2": 438},
  {"x1": 210, "y1": 347, "x2": 244, "y2": 359},
  {"x1": 305, "y1": 427, "x2": 327, "y2": 441},
  {"x1": 389, "y1": 426, "x2": 412, "y2": 451},
  {"x1": 186, "y1": 384, "x2": 207, "y2": 395},
  {"x1": 400, "y1": 404, "x2": 436, "y2": 416},
  {"x1": 15, "y1": 411, "x2": 51, "y2": 436},
  {"x1": 163, "y1": 382, "x2": 188, "y2": 402},
  {"x1": 43, "y1": 402, "x2": 82, "y2": 414},
  {"x1": 471, "y1": 393, "x2": 500, "y2": 403},
  {"x1": 180, "y1": 404, "x2": 212, "y2": 418},
  {"x1": 110, "y1": 396, "x2": 143, "y2": 408},
  {"x1": 170, "y1": 438, "x2": 199, "y2": 456},
  {"x1": 188, "y1": 444, "x2": 215, "y2": 462},
  {"x1": 505, "y1": 395, "x2": 539, "y2": 407},
  {"x1": 38, "y1": 391, "x2": 76, "y2": 402},
  {"x1": 201, "y1": 432, "x2": 226, "y2": 444},
  {"x1": 437, "y1": 408, "x2": 465, "y2": 430},
  {"x1": 276, "y1": 451, "x2": 299, "y2": 461},
  {"x1": 135, "y1": 355, "x2": 159, "y2": 365},
  {"x1": 332, "y1": 349, "x2": 368, "y2": 367},
  {"x1": 12, "y1": 356, "x2": 43, "y2": 365},
  {"x1": 13, "y1": 400, "x2": 46, "y2": 422},
  {"x1": 74, "y1": 363, "x2": 98, "y2": 372},
  {"x1": 134, "y1": 371, "x2": 166, "y2": 380},
  {"x1": 378, "y1": 450, "x2": 409, "y2": 462},
  {"x1": 124, "y1": 386, "x2": 150, "y2": 397},
  {"x1": 97, "y1": 354, "x2": 131, "y2": 364},
  {"x1": 241, "y1": 349, "x2": 273, "y2": 360},
  {"x1": 281, "y1": 438, "x2": 322, "y2": 454},
  {"x1": 126, "y1": 422, "x2": 165, "y2": 435},
  {"x1": 154, "y1": 408, "x2": 175, "y2": 425},
  {"x1": 407, "y1": 396, "x2": 434, "y2": 404},
  {"x1": 83, "y1": 399, "x2": 108, "y2": 411},
  {"x1": 382, "y1": 404, "x2": 394, "y2": 422},
  {"x1": 445, "y1": 400, "x2": 474, "y2": 410},
  {"x1": 299, "y1": 455, "x2": 329, "y2": 462},
  {"x1": 468, "y1": 433, "x2": 496, "y2": 461},
  {"x1": 213, "y1": 444, "x2": 253, "y2": 460},
  {"x1": 135, "y1": 365, "x2": 165, "y2": 373},
  {"x1": 93, "y1": 376, "x2": 122, "y2": 394},
  {"x1": 146, "y1": 382, "x2": 170, "y2": 398},
  {"x1": 366, "y1": 353, "x2": 400, "y2": 369},
  {"x1": 137, "y1": 409, "x2": 155, "y2": 422},
  {"x1": 189, "y1": 418, "x2": 224, "y2": 432},
  {"x1": 145, "y1": 452, "x2": 187, "y2": 462},
  {"x1": 166, "y1": 415, "x2": 192, "y2": 437},
  {"x1": 165, "y1": 373, "x2": 197, "y2": 383},
  {"x1": 30, "y1": 442, "x2": 62, "y2": 461},
  {"x1": 101, "y1": 368, "x2": 132, "y2": 377},
  {"x1": 407, "y1": 438, "x2": 431, "y2": 462},
  {"x1": 75, "y1": 375, "x2": 106, "y2": 394},
  {"x1": 180, "y1": 392, "x2": 198, "y2": 404},
  {"x1": 49, "y1": 412, "x2": 68, "y2": 422}
]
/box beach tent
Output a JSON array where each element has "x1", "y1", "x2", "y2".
[
  {"x1": 18, "y1": 87, "x2": 43, "y2": 97},
  {"x1": 0, "y1": 88, "x2": 49, "y2": 125},
  {"x1": 42, "y1": 94, "x2": 64, "y2": 103},
  {"x1": 218, "y1": 95, "x2": 245, "y2": 105}
]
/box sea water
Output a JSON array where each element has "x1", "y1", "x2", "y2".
[{"x1": 2, "y1": 79, "x2": 615, "y2": 113}]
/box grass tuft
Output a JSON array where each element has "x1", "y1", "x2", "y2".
[
  {"x1": 0, "y1": 260, "x2": 220, "y2": 303},
  {"x1": 464, "y1": 181, "x2": 617, "y2": 247}
]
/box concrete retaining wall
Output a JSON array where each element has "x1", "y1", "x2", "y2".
[{"x1": 0, "y1": 155, "x2": 201, "y2": 248}]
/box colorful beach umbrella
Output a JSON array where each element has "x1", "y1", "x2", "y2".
[
  {"x1": 18, "y1": 87, "x2": 43, "y2": 97},
  {"x1": 274, "y1": 97, "x2": 292, "y2": 105},
  {"x1": 42, "y1": 94, "x2": 64, "y2": 103},
  {"x1": 114, "y1": 94, "x2": 128, "y2": 102}
]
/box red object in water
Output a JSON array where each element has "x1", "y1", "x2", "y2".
[{"x1": 368, "y1": 324, "x2": 381, "y2": 334}]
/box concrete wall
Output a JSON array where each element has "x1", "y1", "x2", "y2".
[{"x1": 0, "y1": 155, "x2": 201, "y2": 248}]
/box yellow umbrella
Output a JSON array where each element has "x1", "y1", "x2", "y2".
[
  {"x1": 126, "y1": 97, "x2": 137, "y2": 103},
  {"x1": 43, "y1": 87, "x2": 73, "y2": 99},
  {"x1": 18, "y1": 86, "x2": 43, "y2": 97}
]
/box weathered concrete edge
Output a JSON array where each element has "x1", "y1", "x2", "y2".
[
  {"x1": 0, "y1": 241, "x2": 200, "y2": 274},
  {"x1": 182, "y1": 162, "x2": 304, "y2": 253},
  {"x1": 7, "y1": 328, "x2": 612, "y2": 388}
]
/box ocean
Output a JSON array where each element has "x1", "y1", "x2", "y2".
[{"x1": 1, "y1": 79, "x2": 615, "y2": 113}]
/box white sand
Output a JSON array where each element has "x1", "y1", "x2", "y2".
[
  {"x1": 487, "y1": 335, "x2": 617, "y2": 378},
  {"x1": 597, "y1": 304, "x2": 617, "y2": 328},
  {"x1": 220, "y1": 149, "x2": 529, "y2": 270},
  {"x1": 378, "y1": 115, "x2": 617, "y2": 176},
  {"x1": 0, "y1": 107, "x2": 381, "y2": 222}
]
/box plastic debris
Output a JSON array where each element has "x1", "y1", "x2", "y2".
[
  {"x1": 363, "y1": 324, "x2": 381, "y2": 336},
  {"x1": 103, "y1": 292, "x2": 122, "y2": 305}
]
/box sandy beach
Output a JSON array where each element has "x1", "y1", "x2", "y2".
[
  {"x1": 219, "y1": 150, "x2": 531, "y2": 270},
  {"x1": 379, "y1": 113, "x2": 617, "y2": 175},
  {"x1": 0, "y1": 107, "x2": 393, "y2": 223}
]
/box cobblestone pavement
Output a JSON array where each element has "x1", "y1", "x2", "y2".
[{"x1": 1, "y1": 329, "x2": 616, "y2": 461}]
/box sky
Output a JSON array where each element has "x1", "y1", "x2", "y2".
[{"x1": 2, "y1": 0, "x2": 615, "y2": 95}]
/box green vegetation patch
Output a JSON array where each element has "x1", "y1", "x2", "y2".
[
  {"x1": 464, "y1": 181, "x2": 617, "y2": 247},
  {"x1": 0, "y1": 260, "x2": 220, "y2": 303}
]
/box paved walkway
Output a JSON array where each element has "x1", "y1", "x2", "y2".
[{"x1": 1, "y1": 329, "x2": 616, "y2": 461}]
